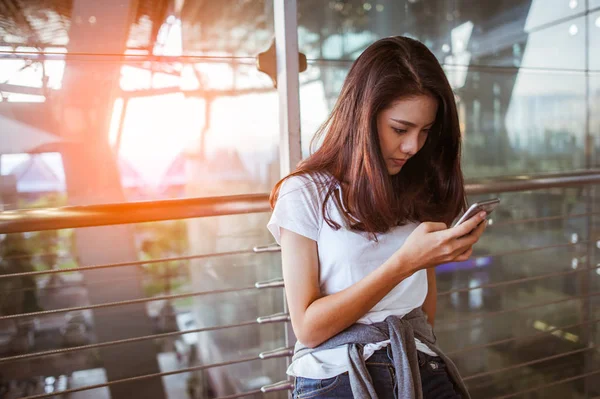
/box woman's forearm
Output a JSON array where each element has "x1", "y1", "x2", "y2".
[
  {"x1": 297, "y1": 256, "x2": 413, "y2": 348},
  {"x1": 421, "y1": 268, "x2": 437, "y2": 327}
]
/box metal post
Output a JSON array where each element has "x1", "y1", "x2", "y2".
[
  {"x1": 583, "y1": 1, "x2": 594, "y2": 397},
  {"x1": 273, "y1": 0, "x2": 301, "y2": 393},
  {"x1": 274, "y1": 0, "x2": 302, "y2": 176}
]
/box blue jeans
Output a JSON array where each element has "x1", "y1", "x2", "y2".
[{"x1": 292, "y1": 347, "x2": 462, "y2": 399}]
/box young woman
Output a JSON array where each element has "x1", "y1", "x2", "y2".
[{"x1": 267, "y1": 36, "x2": 486, "y2": 399}]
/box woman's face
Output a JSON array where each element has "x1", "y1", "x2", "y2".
[{"x1": 376, "y1": 94, "x2": 438, "y2": 175}]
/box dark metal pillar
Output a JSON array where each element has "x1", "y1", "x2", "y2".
[{"x1": 60, "y1": 1, "x2": 166, "y2": 398}]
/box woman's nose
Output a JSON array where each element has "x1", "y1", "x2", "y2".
[{"x1": 400, "y1": 132, "x2": 419, "y2": 155}]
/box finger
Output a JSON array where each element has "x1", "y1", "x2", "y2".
[
  {"x1": 471, "y1": 219, "x2": 488, "y2": 240},
  {"x1": 455, "y1": 247, "x2": 473, "y2": 262},
  {"x1": 467, "y1": 218, "x2": 488, "y2": 239},
  {"x1": 456, "y1": 220, "x2": 487, "y2": 247},
  {"x1": 450, "y1": 240, "x2": 473, "y2": 258},
  {"x1": 447, "y1": 211, "x2": 487, "y2": 239},
  {"x1": 473, "y1": 219, "x2": 488, "y2": 236}
]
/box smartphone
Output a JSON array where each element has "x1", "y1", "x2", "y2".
[{"x1": 452, "y1": 198, "x2": 500, "y2": 227}]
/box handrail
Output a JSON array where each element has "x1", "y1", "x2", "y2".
[
  {"x1": 464, "y1": 169, "x2": 600, "y2": 195},
  {"x1": 1, "y1": 170, "x2": 599, "y2": 234},
  {"x1": 0, "y1": 193, "x2": 270, "y2": 234}
]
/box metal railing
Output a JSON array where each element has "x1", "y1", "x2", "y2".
[
  {"x1": 3, "y1": 169, "x2": 599, "y2": 234},
  {"x1": 0, "y1": 193, "x2": 271, "y2": 234},
  {"x1": 1, "y1": 169, "x2": 599, "y2": 398}
]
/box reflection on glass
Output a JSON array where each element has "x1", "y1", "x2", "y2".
[
  {"x1": 300, "y1": 62, "x2": 586, "y2": 177},
  {"x1": 466, "y1": 69, "x2": 586, "y2": 177},
  {"x1": 1, "y1": 0, "x2": 280, "y2": 209},
  {"x1": 590, "y1": 10, "x2": 600, "y2": 71},
  {"x1": 592, "y1": 76, "x2": 600, "y2": 169},
  {"x1": 1, "y1": 1, "x2": 599, "y2": 398},
  {"x1": 518, "y1": 17, "x2": 585, "y2": 70},
  {"x1": 432, "y1": 187, "x2": 599, "y2": 397},
  {"x1": 0, "y1": 55, "x2": 280, "y2": 203},
  {"x1": 0, "y1": 1, "x2": 274, "y2": 56},
  {"x1": 523, "y1": 0, "x2": 584, "y2": 31},
  {"x1": 1, "y1": 2, "x2": 283, "y2": 398},
  {"x1": 297, "y1": 3, "x2": 598, "y2": 397},
  {"x1": 298, "y1": 0, "x2": 587, "y2": 70},
  {"x1": 180, "y1": 0, "x2": 274, "y2": 56}
]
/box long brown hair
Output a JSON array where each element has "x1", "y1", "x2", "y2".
[{"x1": 270, "y1": 36, "x2": 466, "y2": 238}]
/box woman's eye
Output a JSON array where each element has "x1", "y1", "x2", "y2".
[{"x1": 393, "y1": 128, "x2": 407, "y2": 134}]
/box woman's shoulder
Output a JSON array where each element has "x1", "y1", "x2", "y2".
[{"x1": 279, "y1": 171, "x2": 338, "y2": 199}]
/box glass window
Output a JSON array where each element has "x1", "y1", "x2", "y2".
[
  {"x1": 299, "y1": 63, "x2": 587, "y2": 177},
  {"x1": 298, "y1": 1, "x2": 586, "y2": 70},
  {"x1": 590, "y1": 10, "x2": 600, "y2": 71}
]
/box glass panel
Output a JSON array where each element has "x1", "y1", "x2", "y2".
[
  {"x1": 514, "y1": 16, "x2": 585, "y2": 70},
  {"x1": 0, "y1": 55, "x2": 280, "y2": 207},
  {"x1": 180, "y1": 0, "x2": 274, "y2": 57},
  {"x1": 462, "y1": 341, "x2": 590, "y2": 397},
  {"x1": 1, "y1": 1, "x2": 284, "y2": 398},
  {"x1": 457, "y1": 68, "x2": 586, "y2": 177},
  {"x1": 435, "y1": 185, "x2": 597, "y2": 329},
  {"x1": 521, "y1": 0, "x2": 585, "y2": 30},
  {"x1": 0, "y1": 153, "x2": 66, "y2": 210},
  {"x1": 590, "y1": 10, "x2": 600, "y2": 71},
  {"x1": 0, "y1": 5, "x2": 70, "y2": 48},
  {"x1": 0, "y1": 211, "x2": 287, "y2": 398},
  {"x1": 0, "y1": 1, "x2": 274, "y2": 57},
  {"x1": 438, "y1": 257, "x2": 592, "y2": 398},
  {"x1": 470, "y1": 186, "x2": 592, "y2": 256},
  {"x1": 298, "y1": 1, "x2": 586, "y2": 70},
  {"x1": 296, "y1": 2, "x2": 598, "y2": 399},
  {"x1": 593, "y1": 74, "x2": 600, "y2": 167},
  {"x1": 116, "y1": 58, "x2": 279, "y2": 200},
  {"x1": 433, "y1": 185, "x2": 600, "y2": 397},
  {"x1": 591, "y1": 0, "x2": 600, "y2": 10},
  {"x1": 299, "y1": 62, "x2": 587, "y2": 177}
]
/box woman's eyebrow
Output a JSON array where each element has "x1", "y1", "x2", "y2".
[{"x1": 390, "y1": 118, "x2": 435, "y2": 127}]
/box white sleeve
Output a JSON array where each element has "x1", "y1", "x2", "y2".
[{"x1": 267, "y1": 175, "x2": 323, "y2": 245}]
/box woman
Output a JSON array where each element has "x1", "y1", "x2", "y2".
[{"x1": 267, "y1": 36, "x2": 486, "y2": 399}]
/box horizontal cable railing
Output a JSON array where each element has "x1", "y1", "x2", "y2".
[
  {"x1": 1, "y1": 169, "x2": 599, "y2": 398},
  {"x1": 493, "y1": 369, "x2": 600, "y2": 399},
  {"x1": 20, "y1": 349, "x2": 294, "y2": 399},
  {"x1": 0, "y1": 317, "x2": 289, "y2": 364},
  {"x1": 264, "y1": 238, "x2": 590, "y2": 259},
  {"x1": 0, "y1": 248, "x2": 259, "y2": 279},
  {"x1": 2, "y1": 254, "x2": 594, "y2": 300},
  {"x1": 436, "y1": 291, "x2": 600, "y2": 331},
  {"x1": 462, "y1": 347, "x2": 593, "y2": 382},
  {"x1": 0, "y1": 239, "x2": 588, "y2": 284},
  {"x1": 0, "y1": 283, "x2": 284, "y2": 322},
  {"x1": 447, "y1": 318, "x2": 600, "y2": 357},
  {"x1": 437, "y1": 264, "x2": 600, "y2": 298}
]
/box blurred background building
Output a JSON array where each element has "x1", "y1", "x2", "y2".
[{"x1": 0, "y1": 0, "x2": 599, "y2": 398}]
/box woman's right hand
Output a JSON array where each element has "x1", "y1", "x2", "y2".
[{"x1": 394, "y1": 212, "x2": 488, "y2": 274}]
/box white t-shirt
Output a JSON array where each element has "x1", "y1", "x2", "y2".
[{"x1": 267, "y1": 172, "x2": 436, "y2": 379}]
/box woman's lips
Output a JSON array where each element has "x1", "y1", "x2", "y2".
[{"x1": 391, "y1": 158, "x2": 408, "y2": 166}]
